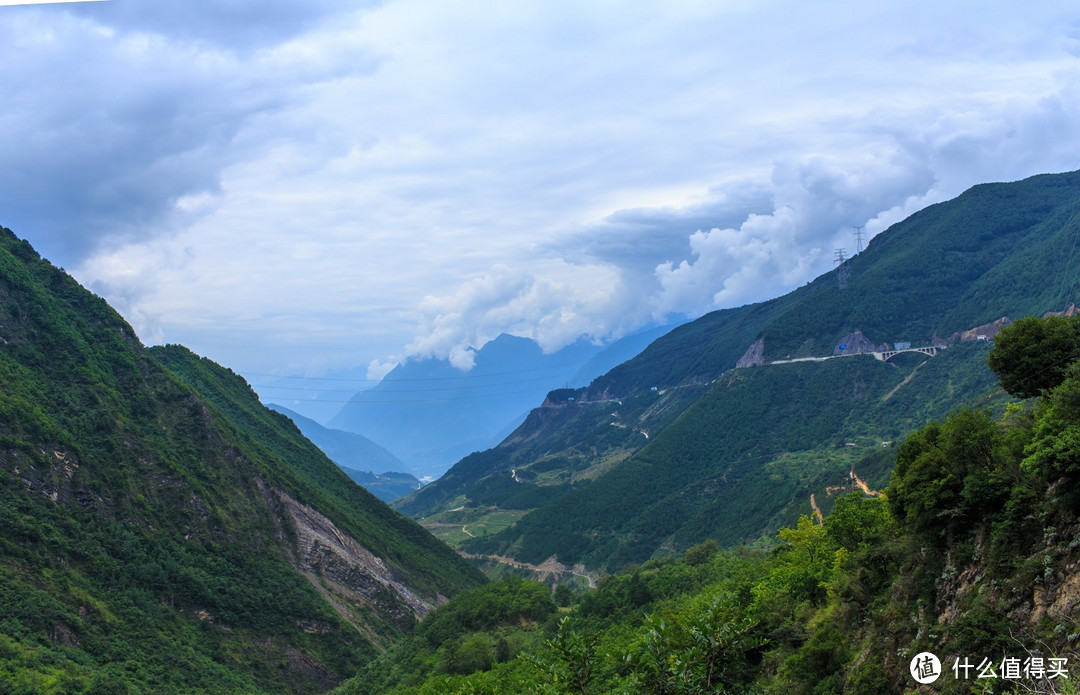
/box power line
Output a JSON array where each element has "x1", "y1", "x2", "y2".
[
  {"x1": 244, "y1": 357, "x2": 594, "y2": 384},
  {"x1": 253, "y1": 371, "x2": 583, "y2": 395},
  {"x1": 264, "y1": 384, "x2": 586, "y2": 405}
]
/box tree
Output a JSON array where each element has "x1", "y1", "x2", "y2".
[
  {"x1": 553, "y1": 584, "x2": 574, "y2": 608},
  {"x1": 752, "y1": 515, "x2": 836, "y2": 613},
  {"x1": 446, "y1": 633, "x2": 494, "y2": 675},
  {"x1": 824, "y1": 493, "x2": 901, "y2": 606},
  {"x1": 824, "y1": 493, "x2": 893, "y2": 553},
  {"x1": 1023, "y1": 362, "x2": 1080, "y2": 483},
  {"x1": 522, "y1": 617, "x2": 601, "y2": 694},
  {"x1": 634, "y1": 597, "x2": 761, "y2": 695},
  {"x1": 886, "y1": 408, "x2": 1009, "y2": 541},
  {"x1": 682, "y1": 540, "x2": 719, "y2": 567},
  {"x1": 986, "y1": 315, "x2": 1080, "y2": 399}
]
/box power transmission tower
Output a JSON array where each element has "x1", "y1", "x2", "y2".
[
  {"x1": 852, "y1": 225, "x2": 865, "y2": 254},
  {"x1": 835, "y1": 248, "x2": 850, "y2": 289}
]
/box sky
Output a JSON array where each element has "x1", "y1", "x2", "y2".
[{"x1": 2, "y1": 0, "x2": 1080, "y2": 384}]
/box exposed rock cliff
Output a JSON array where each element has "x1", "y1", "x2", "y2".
[
  {"x1": 832, "y1": 330, "x2": 876, "y2": 355},
  {"x1": 950, "y1": 316, "x2": 1012, "y2": 341},
  {"x1": 736, "y1": 337, "x2": 766, "y2": 367},
  {"x1": 280, "y1": 491, "x2": 436, "y2": 636},
  {"x1": 1044, "y1": 304, "x2": 1079, "y2": 318}
]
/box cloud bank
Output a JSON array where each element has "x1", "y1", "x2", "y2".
[{"x1": 0, "y1": 0, "x2": 1078, "y2": 378}]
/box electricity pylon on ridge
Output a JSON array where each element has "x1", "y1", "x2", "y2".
[
  {"x1": 835, "y1": 248, "x2": 850, "y2": 290},
  {"x1": 852, "y1": 225, "x2": 865, "y2": 254}
]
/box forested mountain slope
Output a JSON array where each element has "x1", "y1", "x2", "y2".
[
  {"x1": 337, "y1": 314, "x2": 1080, "y2": 695},
  {"x1": 400, "y1": 170, "x2": 1080, "y2": 573},
  {"x1": 0, "y1": 227, "x2": 482, "y2": 693},
  {"x1": 462, "y1": 344, "x2": 1004, "y2": 570}
]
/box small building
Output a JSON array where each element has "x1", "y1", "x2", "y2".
[{"x1": 893, "y1": 341, "x2": 911, "y2": 350}]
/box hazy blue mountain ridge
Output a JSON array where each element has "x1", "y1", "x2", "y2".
[
  {"x1": 327, "y1": 335, "x2": 604, "y2": 478},
  {"x1": 267, "y1": 404, "x2": 420, "y2": 501},
  {"x1": 269, "y1": 404, "x2": 409, "y2": 474},
  {"x1": 326, "y1": 322, "x2": 691, "y2": 480}
]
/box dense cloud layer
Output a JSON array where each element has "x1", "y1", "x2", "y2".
[{"x1": 2, "y1": 1, "x2": 1079, "y2": 378}]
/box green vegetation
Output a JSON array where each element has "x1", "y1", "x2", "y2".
[
  {"x1": 150, "y1": 344, "x2": 483, "y2": 598},
  {"x1": 266, "y1": 405, "x2": 416, "y2": 502},
  {"x1": 986, "y1": 314, "x2": 1080, "y2": 398},
  {"x1": 395, "y1": 383, "x2": 707, "y2": 521},
  {"x1": 337, "y1": 315, "x2": 1080, "y2": 693},
  {"x1": 463, "y1": 342, "x2": 1004, "y2": 569},
  {"x1": 403, "y1": 171, "x2": 1080, "y2": 575},
  {"x1": 0, "y1": 227, "x2": 481, "y2": 693},
  {"x1": 422, "y1": 507, "x2": 530, "y2": 546},
  {"x1": 335, "y1": 549, "x2": 772, "y2": 694},
  {"x1": 7, "y1": 170, "x2": 1080, "y2": 692}
]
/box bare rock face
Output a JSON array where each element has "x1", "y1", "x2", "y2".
[
  {"x1": 1029, "y1": 559, "x2": 1080, "y2": 624},
  {"x1": 279, "y1": 491, "x2": 434, "y2": 635},
  {"x1": 1044, "y1": 304, "x2": 1079, "y2": 318},
  {"x1": 951, "y1": 317, "x2": 1012, "y2": 342},
  {"x1": 832, "y1": 330, "x2": 876, "y2": 355},
  {"x1": 736, "y1": 337, "x2": 766, "y2": 368}
]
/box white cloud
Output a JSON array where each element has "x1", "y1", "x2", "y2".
[
  {"x1": 366, "y1": 358, "x2": 398, "y2": 382},
  {"x1": 404, "y1": 260, "x2": 634, "y2": 369},
  {"x1": 0, "y1": 0, "x2": 1077, "y2": 380}
]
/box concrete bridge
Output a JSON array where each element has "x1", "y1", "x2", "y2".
[
  {"x1": 871, "y1": 346, "x2": 939, "y2": 362},
  {"x1": 757, "y1": 344, "x2": 943, "y2": 368}
]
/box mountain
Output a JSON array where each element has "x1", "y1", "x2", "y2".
[
  {"x1": 327, "y1": 334, "x2": 608, "y2": 479},
  {"x1": 268, "y1": 404, "x2": 409, "y2": 475},
  {"x1": 0, "y1": 227, "x2": 483, "y2": 693},
  {"x1": 327, "y1": 325, "x2": 687, "y2": 481},
  {"x1": 254, "y1": 372, "x2": 366, "y2": 426},
  {"x1": 567, "y1": 320, "x2": 687, "y2": 386},
  {"x1": 591, "y1": 169, "x2": 1080, "y2": 396},
  {"x1": 339, "y1": 313, "x2": 1080, "y2": 692},
  {"x1": 397, "y1": 170, "x2": 1080, "y2": 572},
  {"x1": 341, "y1": 312, "x2": 1080, "y2": 694},
  {"x1": 267, "y1": 404, "x2": 420, "y2": 501}
]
